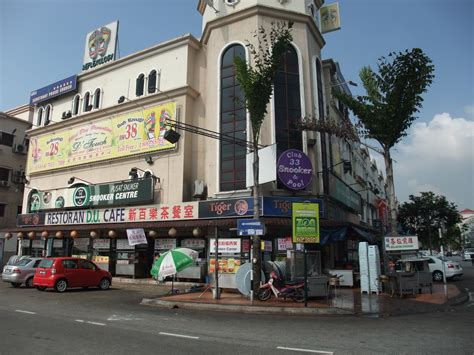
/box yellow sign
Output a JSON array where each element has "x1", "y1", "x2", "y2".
[
  {"x1": 320, "y1": 3, "x2": 341, "y2": 34},
  {"x1": 292, "y1": 202, "x2": 320, "y2": 243},
  {"x1": 28, "y1": 102, "x2": 176, "y2": 173}
]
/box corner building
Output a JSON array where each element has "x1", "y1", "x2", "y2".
[{"x1": 14, "y1": 1, "x2": 387, "y2": 286}]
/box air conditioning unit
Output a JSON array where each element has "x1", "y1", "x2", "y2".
[
  {"x1": 13, "y1": 144, "x2": 26, "y2": 154},
  {"x1": 0, "y1": 181, "x2": 9, "y2": 187}
]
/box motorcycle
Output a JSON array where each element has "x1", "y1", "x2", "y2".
[{"x1": 257, "y1": 271, "x2": 305, "y2": 302}]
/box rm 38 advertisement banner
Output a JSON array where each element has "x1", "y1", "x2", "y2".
[{"x1": 28, "y1": 102, "x2": 176, "y2": 173}]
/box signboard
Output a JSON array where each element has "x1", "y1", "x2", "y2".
[
  {"x1": 126, "y1": 228, "x2": 147, "y2": 246},
  {"x1": 263, "y1": 197, "x2": 324, "y2": 217},
  {"x1": 277, "y1": 149, "x2": 313, "y2": 190},
  {"x1": 116, "y1": 239, "x2": 132, "y2": 250},
  {"x1": 199, "y1": 198, "x2": 255, "y2": 219},
  {"x1": 261, "y1": 240, "x2": 272, "y2": 252},
  {"x1": 83, "y1": 21, "x2": 119, "y2": 71},
  {"x1": 292, "y1": 202, "x2": 320, "y2": 243},
  {"x1": 181, "y1": 239, "x2": 205, "y2": 249},
  {"x1": 328, "y1": 174, "x2": 361, "y2": 214},
  {"x1": 30, "y1": 75, "x2": 78, "y2": 105},
  {"x1": 277, "y1": 237, "x2": 292, "y2": 251},
  {"x1": 385, "y1": 236, "x2": 419, "y2": 251},
  {"x1": 92, "y1": 239, "x2": 110, "y2": 249},
  {"x1": 29, "y1": 178, "x2": 154, "y2": 211},
  {"x1": 27, "y1": 102, "x2": 176, "y2": 173},
  {"x1": 154, "y1": 238, "x2": 176, "y2": 250},
  {"x1": 209, "y1": 238, "x2": 241, "y2": 253},
  {"x1": 32, "y1": 240, "x2": 45, "y2": 249},
  {"x1": 237, "y1": 219, "x2": 265, "y2": 236},
  {"x1": 16, "y1": 213, "x2": 45, "y2": 227},
  {"x1": 17, "y1": 202, "x2": 198, "y2": 227},
  {"x1": 320, "y1": 2, "x2": 341, "y2": 34}
]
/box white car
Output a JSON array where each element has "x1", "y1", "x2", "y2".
[
  {"x1": 427, "y1": 256, "x2": 463, "y2": 281},
  {"x1": 463, "y1": 248, "x2": 474, "y2": 261}
]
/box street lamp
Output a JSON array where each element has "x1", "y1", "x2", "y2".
[{"x1": 67, "y1": 176, "x2": 92, "y2": 185}]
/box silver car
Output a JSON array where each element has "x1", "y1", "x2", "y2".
[{"x1": 2, "y1": 257, "x2": 43, "y2": 288}]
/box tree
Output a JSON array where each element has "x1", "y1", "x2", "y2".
[
  {"x1": 398, "y1": 192, "x2": 461, "y2": 251},
  {"x1": 332, "y1": 49, "x2": 435, "y2": 237},
  {"x1": 234, "y1": 21, "x2": 293, "y2": 293}
]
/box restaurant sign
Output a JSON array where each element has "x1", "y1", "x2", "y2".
[
  {"x1": 384, "y1": 236, "x2": 419, "y2": 251},
  {"x1": 29, "y1": 178, "x2": 154, "y2": 211},
  {"x1": 17, "y1": 202, "x2": 198, "y2": 227}
]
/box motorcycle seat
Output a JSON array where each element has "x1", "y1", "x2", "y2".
[{"x1": 285, "y1": 280, "x2": 300, "y2": 286}]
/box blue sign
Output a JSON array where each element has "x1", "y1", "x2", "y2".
[
  {"x1": 199, "y1": 198, "x2": 257, "y2": 219},
  {"x1": 262, "y1": 197, "x2": 324, "y2": 217},
  {"x1": 237, "y1": 219, "x2": 265, "y2": 236},
  {"x1": 30, "y1": 75, "x2": 78, "y2": 105}
]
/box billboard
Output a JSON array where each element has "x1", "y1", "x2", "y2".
[
  {"x1": 320, "y1": 3, "x2": 341, "y2": 34},
  {"x1": 30, "y1": 75, "x2": 77, "y2": 105},
  {"x1": 83, "y1": 21, "x2": 119, "y2": 71},
  {"x1": 27, "y1": 102, "x2": 176, "y2": 173},
  {"x1": 292, "y1": 202, "x2": 320, "y2": 244}
]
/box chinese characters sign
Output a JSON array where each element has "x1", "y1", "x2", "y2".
[
  {"x1": 126, "y1": 228, "x2": 147, "y2": 246},
  {"x1": 384, "y1": 236, "x2": 419, "y2": 251},
  {"x1": 209, "y1": 238, "x2": 241, "y2": 253},
  {"x1": 27, "y1": 102, "x2": 176, "y2": 173}
]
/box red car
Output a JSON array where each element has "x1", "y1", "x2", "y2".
[{"x1": 33, "y1": 257, "x2": 112, "y2": 293}]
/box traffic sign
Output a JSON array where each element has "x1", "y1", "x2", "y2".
[{"x1": 237, "y1": 219, "x2": 265, "y2": 236}]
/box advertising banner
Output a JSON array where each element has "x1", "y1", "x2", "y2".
[
  {"x1": 263, "y1": 197, "x2": 324, "y2": 217},
  {"x1": 29, "y1": 178, "x2": 154, "y2": 211},
  {"x1": 83, "y1": 21, "x2": 119, "y2": 71},
  {"x1": 320, "y1": 2, "x2": 341, "y2": 34},
  {"x1": 209, "y1": 238, "x2": 241, "y2": 253},
  {"x1": 385, "y1": 236, "x2": 419, "y2": 251},
  {"x1": 126, "y1": 228, "x2": 147, "y2": 246},
  {"x1": 292, "y1": 202, "x2": 320, "y2": 244},
  {"x1": 199, "y1": 198, "x2": 255, "y2": 219},
  {"x1": 27, "y1": 102, "x2": 176, "y2": 173}
]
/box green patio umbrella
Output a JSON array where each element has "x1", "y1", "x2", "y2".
[{"x1": 151, "y1": 247, "x2": 198, "y2": 293}]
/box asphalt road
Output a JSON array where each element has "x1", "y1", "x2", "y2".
[{"x1": 0, "y1": 260, "x2": 473, "y2": 355}]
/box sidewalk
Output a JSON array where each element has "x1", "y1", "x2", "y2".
[{"x1": 113, "y1": 277, "x2": 468, "y2": 316}]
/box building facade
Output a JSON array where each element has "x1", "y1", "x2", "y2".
[{"x1": 10, "y1": 0, "x2": 387, "y2": 285}]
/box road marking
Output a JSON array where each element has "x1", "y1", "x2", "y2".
[
  {"x1": 107, "y1": 314, "x2": 144, "y2": 321},
  {"x1": 75, "y1": 319, "x2": 106, "y2": 326},
  {"x1": 159, "y1": 332, "x2": 199, "y2": 340},
  {"x1": 277, "y1": 346, "x2": 333, "y2": 354},
  {"x1": 15, "y1": 310, "x2": 36, "y2": 315}
]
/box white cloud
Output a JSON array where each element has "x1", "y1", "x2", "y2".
[{"x1": 392, "y1": 113, "x2": 474, "y2": 209}]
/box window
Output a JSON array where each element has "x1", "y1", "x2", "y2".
[
  {"x1": 219, "y1": 44, "x2": 246, "y2": 192},
  {"x1": 0, "y1": 203, "x2": 5, "y2": 217},
  {"x1": 136, "y1": 74, "x2": 145, "y2": 97},
  {"x1": 44, "y1": 104, "x2": 52, "y2": 125},
  {"x1": 148, "y1": 70, "x2": 157, "y2": 94},
  {"x1": 274, "y1": 45, "x2": 302, "y2": 156},
  {"x1": 36, "y1": 107, "x2": 43, "y2": 127},
  {"x1": 0, "y1": 132, "x2": 14, "y2": 147},
  {"x1": 72, "y1": 95, "x2": 81, "y2": 116},
  {"x1": 0, "y1": 167, "x2": 10, "y2": 183},
  {"x1": 79, "y1": 260, "x2": 96, "y2": 270},
  {"x1": 62, "y1": 260, "x2": 77, "y2": 269},
  {"x1": 83, "y1": 92, "x2": 91, "y2": 112},
  {"x1": 93, "y1": 88, "x2": 101, "y2": 109}
]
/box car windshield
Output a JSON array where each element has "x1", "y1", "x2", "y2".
[
  {"x1": 16, "y1": 259, "x2": 32, "y2": 266},
  {"x1": 38, "y1": 259, "x2": 54, "y2": 268}
]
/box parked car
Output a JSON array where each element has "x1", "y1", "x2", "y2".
[
  {"x1": 33, "y1": 257, "x2": 112, "y2": 293},
  {"x1": 2, "y1": 257, "x2": 43, "y2": 288},
  {"x1": 463, "y1": 248, "x2": 474, "y2": 261},
  {"x1": 427, "y1": 256, "x2": 463, "y2": 281}
]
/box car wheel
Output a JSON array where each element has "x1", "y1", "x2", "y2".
[
  {"x1": 432, "y1": 271, "x2": 443, "y2": 282},
  {"x1": 36, "y1": 286, "x2": 46, "y2": 291},
  {"x1": 11, "y1": 282, "x2": 21, "y2": 288},
  {"x1": 98, "y1": 278, "x2": 111, "y2": 290},
  {"x1": 25, "y1": 277, "x2": 34, "y2": 288},
  {"x1": 54, "y1": 279, "x2": 68, "y2": 293}
]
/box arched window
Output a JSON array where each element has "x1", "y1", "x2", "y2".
[
  {"x1": 274, "y1": 45, "x2": 302, "y2": 156},
  {"x1": 93, "y1": 88, "x2": 101, "y2": 109},
  {"x1": 83, "y1": 92, "x2": 91, "y2": 112},
  {"x1": 136, "y1": 74, "x2": 145, "y2": 97},
  {"x1": 219, "y1": 44, "x2": 246, "y2": 192},
  {"x1": 72, "y1": 94, "x2": 81, "y2": 116},
  {"x1": 36, "y1": 108, "x2": 43, "y2": 127},
  {"x1": 44, "y1": 105, "x2": 52, "y2": 125},
  {"x1": 148, "y1": 70, "x2": 157, "y2": 94}
]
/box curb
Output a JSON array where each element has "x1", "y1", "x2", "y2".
[{"x1": 140, "y1": 298, "x2": 355, "y2": 316}]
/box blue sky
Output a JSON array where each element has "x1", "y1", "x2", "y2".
[{"x1": 1, "y1": 0, "x2": 473, "y2": 209}]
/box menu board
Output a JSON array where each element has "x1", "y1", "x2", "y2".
[{"x1": 209, "y1": 258, "x2": 241, "y2": 274}]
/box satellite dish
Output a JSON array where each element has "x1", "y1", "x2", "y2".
[
  {"x1": 206, "y1": 0, "x2": 219, "y2": 13},
  {"x1": 235, "y1": 262, "x2": 265, "y2": 296}
]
